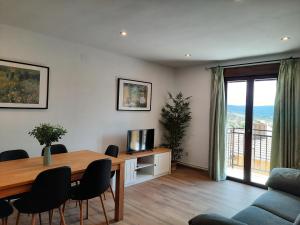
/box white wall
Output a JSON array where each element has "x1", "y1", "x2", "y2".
[
  {"x1": 0, "y1": 24, "x2": 175, "y2": 156},
  {"x1": 175, "y1": 66, "x2": 211, "y2": 170}
]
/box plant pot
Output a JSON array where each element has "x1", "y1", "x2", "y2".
[
  {"x1": 171, "y1": 161, "x2": 177, "y2": 171},
  {"x1": 43, "y1": 146, "x2": 52, "y2": 166}
]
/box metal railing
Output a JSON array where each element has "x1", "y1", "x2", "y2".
[{"x1": 226, "y1": 128, "x2": 272, "y2": 174}]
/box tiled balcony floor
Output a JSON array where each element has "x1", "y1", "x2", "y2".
[{"x1": 226, "y1": 166, "x2": 269, "y2": 185}]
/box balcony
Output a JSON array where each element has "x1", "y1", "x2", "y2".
[{"x1": 226, "y1": 128, "x2": 272, "y2": 184}]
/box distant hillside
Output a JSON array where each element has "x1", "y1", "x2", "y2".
[{"x1": 228, "y1": 105, "x2": 274, "y2": 122}]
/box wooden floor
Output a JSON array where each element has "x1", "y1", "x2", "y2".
[{"x1": 6, "y1": 166, "x2": 265, "y2": 225}]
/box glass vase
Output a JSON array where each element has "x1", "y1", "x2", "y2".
[{"x1": 43, "y1": 146, "x2": 52, "y2": 166}]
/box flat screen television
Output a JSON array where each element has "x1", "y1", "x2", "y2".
[{"x1": 127, "y1": 129, "x2": 154, "y2": 153}]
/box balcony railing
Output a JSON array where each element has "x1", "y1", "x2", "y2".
[{"x1": 226, "y1": 128, "x2": 272, "y2": 174}]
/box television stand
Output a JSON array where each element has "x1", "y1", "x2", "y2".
[
  {"x1": 126, "y1": 149, "x2": 153, "y2": 155},
  {"x1": 118, "y1": 147, "x2": 171, "y2": 186}
]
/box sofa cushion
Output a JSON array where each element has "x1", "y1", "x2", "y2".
[
  {"x1": 253, "y1": 190, "x2": 300, "y2": 222},
  {"x1": 189, "y1": 214, "x2": 247, "y2": 225},
  {"x1": 233, "y1": 206, "x2": 293, "y2": 225},
  {"x1": 267, "y1": 168, "x2": 300, "y2": 197}
]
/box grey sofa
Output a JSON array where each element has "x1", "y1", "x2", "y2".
[{"x1": 189, "y1": 168, "x2": 300, "y2": 225}]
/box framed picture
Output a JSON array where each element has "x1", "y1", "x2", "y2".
[
  {"x1": 117, "y1": 78, "x2": 152, "y2": 111},
  {"x1": 0, "y1": 59, "x2": 49, "y2": 109}
]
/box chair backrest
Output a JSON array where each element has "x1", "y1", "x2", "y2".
[
  {"x1": 41, "y1": 144, "x2": 68, "y2": 156},
  {"x1": 0, "y1": 149, "x2": 29, "y2": 162},
  {"x1": 78, "y1": 159, "x2": 112, "y2": 200},
  {"x1": 105, "y1": 145, "x2": 119, "y2": 158},
  {"x1": 30, "y1": 166, "x2": 71, "y2": 212},
  {"x1": 105, "y1": 145, "x2": 119, "y2": 178}
]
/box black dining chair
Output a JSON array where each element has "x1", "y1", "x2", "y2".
[
  {"x1": 0, "y1": 150, "x2": 30, "y2": 202},
  {"x1": 70, "y1": 159, "x2": 112, "y2": 225},
  {"x1": 41, "y1": 144, "x2": 68, "y2": 156},
  {"x1": 84, "y1": 145, "x2": 119, "y2": 220},
  {"x1": 105, "y1": 145, "x2": 119, "y2": 201},
  {"x1": 0, "y1": 200, "x2": 13, "y2": 225},
  {"x1": 0, "y1": 149, "x2": 29, "y2": 162},
  {"x1": 42, "y1": 144, "x2": 77, "y2": 222},
  {"x1": 13, "y1": 166, "x2": 71, "y2": 225}
]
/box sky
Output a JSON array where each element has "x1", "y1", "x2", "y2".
[{"x1": 227, "y1": 80, "x2": 277, "y2": 106}]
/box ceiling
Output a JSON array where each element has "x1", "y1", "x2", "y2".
[{"x1": 0, "y1": 0, "x2": 300, "y2": 67}]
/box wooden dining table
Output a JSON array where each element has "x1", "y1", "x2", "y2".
[{"x1": 0, "y1": 150, "x2": 125, "y2": 222}]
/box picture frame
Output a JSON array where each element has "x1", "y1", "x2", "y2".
[
  {"x1": 117, "y1": 78, "x2": 152, "y2": 111},
  {"x1": 0, "y1": 59, "x2": 49, "y2": 109}
]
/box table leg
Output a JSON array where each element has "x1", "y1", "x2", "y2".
[{"x1": 114, "y1": 162, "x2": 124, "y2": 221}]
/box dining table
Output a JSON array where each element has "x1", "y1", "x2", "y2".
[{"x1": 0, "y1": 150, "x2": 125, "y2": 221}]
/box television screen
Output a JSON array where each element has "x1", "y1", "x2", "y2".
[{"x1": 127, "y1": 129, "x2": 154, "y2": 152}]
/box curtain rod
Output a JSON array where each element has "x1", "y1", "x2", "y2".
[{"x1": 206, "y1": 56, "x2": 300, "y2": 70}]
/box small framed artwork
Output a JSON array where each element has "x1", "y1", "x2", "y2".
[
  {"x1": 117, "y1": 78, "x2": 152, "y2": 111},
  {"x1": 0, "y1": 59, "x2": 49, "y2": 109}
]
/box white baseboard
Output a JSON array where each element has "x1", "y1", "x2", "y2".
[{"x1": 177, "y1": 161, "x2": 208, "y2": 171}]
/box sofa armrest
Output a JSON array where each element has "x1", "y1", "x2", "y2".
[
  {"x1": 267, "y1": 168, "x2": 300, "y2": 197},
  {"x1": 189, "y1": 214, "x2": 247, "y2": 225},
  {"x1": 294, "y1": 214, "x2": 300, "y2": 225}
]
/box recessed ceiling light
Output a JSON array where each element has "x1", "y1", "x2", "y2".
[
  {"x1": 185, "y1": 54, "x2": 191, "y2": 57},
  {"x1": 281, "y1": 36, "x2": 291, "y2": 41},
  {"x1": 120, "y1": 31, "x2": 128, "y2": 37}
]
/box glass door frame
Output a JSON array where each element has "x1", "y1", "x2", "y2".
[{"x1": 225, "y1": 74, "x2": 277, "y2": 189}]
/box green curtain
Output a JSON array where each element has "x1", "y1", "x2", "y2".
[
  {"x1": 209, "y1": 67, "x2": 226, "y2": 181},
  {"x1": 271, "y1": 59, "x2": 300, "y2": 169}
]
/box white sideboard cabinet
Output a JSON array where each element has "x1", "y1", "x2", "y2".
[{"x1": 119, "y1": 148, "x2": 171, "y2": 187}]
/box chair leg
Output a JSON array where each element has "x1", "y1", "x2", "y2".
[
  {"x1": 103, "y1": 192, "x2": 106, "y2": 200},
  {"x1": 99, "y1": 195, "x2": 109, "y2": 225},
  {"x1": 16, "y1": 212, "x2": 20, "y2": 225},
  {"x1": 109, "y1": 184, "x2": 115, "y2": 202},
  {"x1": 62, "y1": 202, "x2": 66, "y2": 213},
  {"x1": 49, "y1": 210, "x2": 53, "y2": 225},
  {"x1": 39, "y1": 213, "x2": 42, "y2": 225},
  {"x1": 59, "y1": 207, "x2": 67, "y2": 225},
  {"x1": 79, "y1": 201, "x2": 83, "y2": 225},
  {"x1": 3, "y1": 218, "x2": 8, "y2": 225},
  {"x1": 85, "y1": 200, "x2": 89, "y2": 220},
  {"x1": 31, "y1": 214, "x2": 36, "y2": 225}
]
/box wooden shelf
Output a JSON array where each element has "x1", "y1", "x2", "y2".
[
  {"x1": 118, "y1": 147, "x2": 171, "y2": 160},
  {"x1": 136, "y1": 163, "x2": 154, "y2": 170},
  {"x1": 136, "y1": 173, "x2": 153, "y2": 182}
]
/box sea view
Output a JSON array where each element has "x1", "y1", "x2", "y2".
[{"x1": 227, "y1": 105, "x2": 274, "y2": 128}]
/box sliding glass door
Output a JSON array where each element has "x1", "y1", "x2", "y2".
[
  {"x1": 225, "y1": 76, "x2": 277, "y2": 186},
  {"x1": 226, "y1": 81, "x2": 247, "y2": 180},
  {"x1": 251, "y1": 80, "x2": 277, "y2": 184}
]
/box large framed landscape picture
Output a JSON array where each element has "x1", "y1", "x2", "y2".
[
  {"x1": 117, "y1": 78, "x2": 152, "y2": 111},
  {"x1": 0, "y1": 59, "x2": 49, "y2": 109}
]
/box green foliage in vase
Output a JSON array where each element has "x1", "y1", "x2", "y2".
[
  {"x1": 28, "y1": 123, "x2": 67, "y2": 147},
  {"x1": 160, "y1": 92, "x2": 192, "y2": 161}
]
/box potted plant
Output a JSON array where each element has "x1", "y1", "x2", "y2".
[
  {"x1": 29, "y1": 123, "x2": 67, "y2": 166},
  {"x1": 160, "y1": 92, "x2": 192, "y2": 170}
]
